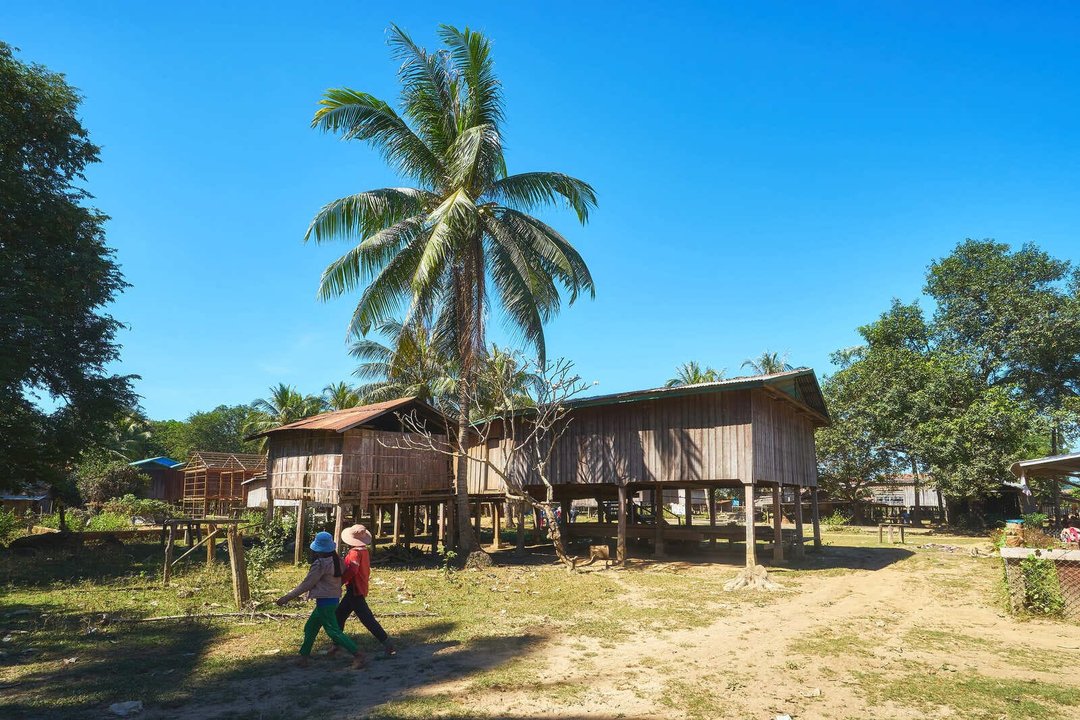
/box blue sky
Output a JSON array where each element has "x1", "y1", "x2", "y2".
[{"x1": 6, "y1": 2, "x2": 1080, "y2": 420}]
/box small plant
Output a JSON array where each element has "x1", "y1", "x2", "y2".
[
  {"x1": 1019, "y1": 555, "x2": 1065, "y2": 616},
  {"x1": 0, "y1": 507, "x2": 19, "y2": 546},
  {"x1": 102, "y1": 495, "x2": 178, "y2": 524},
  {"x1": 246, "y1": 514, "x2": 291, "y2": 589},
  {"x1": 439, "y1": 547, "x2": 458, "y2": 579},
  {"x1": 85, "y1": 511, "x2": 133, "y2": 531},
  {"x1": 822, "y1": 510, "x2": 851, "y2": 532}
]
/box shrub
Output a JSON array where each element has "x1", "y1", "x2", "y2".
[
  {"x1": 0, "y1": 507, "x2": 20, "y2": 546},
  {"x1": 75, "y1": 457, "x2": 148, "y2": 505},
  {"x1": 1019, "y1": 555, "x2": 1065, "y2": 616},
  {"x1": 102, "y1": 495, "x2": 177, "y2": 524},
  {"x1": 822, "y1": 510, "x2": 851, "y2": 531},
  {"x1": 246, "y1": 514, "x2": 292, "y2": 589},
  {"x1": 85, "y1": 511, "x2": 133, "y2": 532}
]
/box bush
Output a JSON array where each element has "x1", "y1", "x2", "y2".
[
  {"x1": 102, "y1": 495, "x2": 178, "y2": 524},
  {"x1": 1019, "y1": 555, "x2": 1065, "y2": 616},
  {"x1": 246, "y1": 514, "x2": 292, "y2": 589},
  {"x1": 822, "y1": 510, "x2": 852, "y2": 531},
  {"x1": 0, "y1": 507, "x2": 20, "y2": 546},
  {"x1": 85, "y1": 511, "x2": 133, "y2": 532},
  {"x1": 75, "y1": 457, "x2": 148, "y2": 505}
]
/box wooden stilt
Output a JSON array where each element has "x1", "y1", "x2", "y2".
[
  {"x1": 264, "y1": 494, "x2": 275, "y2": 524},
  {"x1": 163, "y1": 524, "x2": 175, "y2": 585},
  {"x1": 375, "y1": 504, "x2": 384, "y2": 536},
  {"x1": 474, "y1": 501, "x2": 482, "y2": 542},
  {"x1": 560, "y1": 497, "x2": 571, "y2": 531},
  {"x1": 333, "y1": 504, "x2": 345, "y2": 552},
  {"x1": 294, "y1": 500, "x2": 307, "y2": 565},
  {"x1": 811, "y1": 486, "x2": 822, "y2": 550},
  {"x1": 437, "y1": 502, "x2": 446, "y2": 548},
  {"x1": 617, "y1": 484, "x2": 628, "y2": 567},
  {"x1": 492, "y1": 501, "x2": 501, "y2": 549},
  {"x1": 683, "y1": 488, "x2": 693, "y2": 527},
  {"x1": 772, "y1": 484, "x2": 784, "y2": 563},
  {"x1": 708, "y1": 488, "x2": 717, "y2": 549},
  {"x1": 206, "y1": 523, "x2": 216, "y2": 567},
  {"x1": 743, "y1": 483, "x2": 756, "y2": 568},
  {"x1": 653, "y1": 485, "x2": 665, "y2": 557},
  {"x1": 392, "y1": 503, "x2": 400, "y2": 545},
  {"x1": 227, "y1": 526, "x2": 250, "y2": 609},
  {"x1": 404, "y1": 505, "x2": 414, "y2": 550},
  {"x1": 516, "y1": 500, "x2": 527, "y2": 554},
  {"x1": 793, "y1": 487, "x2": 805, "y2": 559}
]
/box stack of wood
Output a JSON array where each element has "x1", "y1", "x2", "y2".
[{"x1": 723, "y1": 564, "x2": 783, "y2": 592}]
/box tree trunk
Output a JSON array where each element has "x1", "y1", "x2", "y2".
[
  {"x1": 454, "y1": 378, "x2": 477, "y2": 554},
  {"x1": 910, "y1": 457, "x2": 923, "y2": 527}
]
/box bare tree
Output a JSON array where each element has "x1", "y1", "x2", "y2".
[{"x1": 393, "y1": 352, "x2": 590, "y2": 568}]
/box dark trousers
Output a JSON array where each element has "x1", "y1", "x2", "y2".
[{"x1": 335, "y1": 589, "x2": 389, "y2": 644}]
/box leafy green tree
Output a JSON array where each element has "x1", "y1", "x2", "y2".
[
  {"x1": 103, "y1": 411, "x2": 154, "y2": 460},
  {"x1": 741, "y1": 351, "x2": 793, "y2": 375},
  {"x1": 245, "y1": 384, "x2": 325, "y2": 445},
  {"x1": 74, "y1": 456, "x2": 148, "y2": 505},
  {"x1": 323, "y1": 382, "x2": 361, "y2": 411},
  {"x1": 351, "y1": 319, "x2": 457, "y2": 408},
  {"x1": 0, "y1": 42, "x2": 136, "y2": 498},
  {"x1": 665, "y1": 361, "x2": 724, "y2": 387},
  {"x1": 148, "y1": 405, "x2": 261, "y2": 460},
  {"x1": 307, "y1": 25, "x2": 597, "y2": 551}
]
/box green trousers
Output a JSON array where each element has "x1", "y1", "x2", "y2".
[{"x1": 299, "y1": 603, "x2": 358, "y2": 656}]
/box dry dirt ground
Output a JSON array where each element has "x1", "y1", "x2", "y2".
[{"x1": 148, "y1": 532, "x2": 1080, "y2": 720}]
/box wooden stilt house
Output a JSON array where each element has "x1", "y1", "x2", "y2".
[
  {"x1": 181, "y1": 452, "x2": 266, "y2": 517},
  {"x1": 253, "y1": 398, "x2": 454, "y2": 554},
  {"x1": 468, "y1": 368, "x2": 830, "y2": 566}
]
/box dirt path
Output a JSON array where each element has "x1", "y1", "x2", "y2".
[{"x1": 151, "y1": 542, "x2": 1080, "y2": 720}]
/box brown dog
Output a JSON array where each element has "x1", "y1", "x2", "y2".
[{"x1": 572, "y1": 544, "x2": 613, "y2": 569}]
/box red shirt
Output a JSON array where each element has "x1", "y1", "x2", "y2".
[{"x1": 340, "y1": 547, "x2": 370, "y2": 597}]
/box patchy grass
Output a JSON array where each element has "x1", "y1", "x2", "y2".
[{"x1": 858, "y1": 661, "x2": 1080, "y2": 719}]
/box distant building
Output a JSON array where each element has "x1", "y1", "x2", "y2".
[
  {"x1": 869, "y1": 473, "x2": 944, "y2": 510},
  {"x1": 129, "y1": 457, "x2": 185, "y2": 503},
  {"x1": 0, "y1": 490, "x2": 52, "y2": 516}
]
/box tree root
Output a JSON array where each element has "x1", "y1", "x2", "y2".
[{"x1": 723, "y1": 564, "x2": 783, "y2": 592}]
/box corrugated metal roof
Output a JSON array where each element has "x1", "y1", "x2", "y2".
[
  {"x1": 129, "y1": 456, "x2": 183, "y2": 469},
  {"x1": 564, "y1": 368, "x2": 830, "y2": 424},
  {"x1": 251, "y1": 397, "x2": 436, "y2": 436},
  {"x1": 1011, "y1": 452, "x2": 1080, "y2": 478}
]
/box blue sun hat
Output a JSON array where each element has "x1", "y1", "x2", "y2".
[{"x1": 309, "y1": 531, "x2": 336, "y2": 554}]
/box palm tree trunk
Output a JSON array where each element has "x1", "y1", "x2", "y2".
[{"x1": 454, "y1": 376, "x2": 477, "y2": 554}]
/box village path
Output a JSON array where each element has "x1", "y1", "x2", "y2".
[{"x1": 453, "y1": 544, "x2": 1080, "y2": 720}]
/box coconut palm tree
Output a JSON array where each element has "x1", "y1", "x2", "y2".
[
  {"x1": 350, "y1": 319, "x2": 457, "y2": 409},
  {"x1": 665, "y1": 361, "x2": 724, "y2": 388},
  {"x1": 308, "y1": 24, "x2": 596, "y2": 552},
  {"x1": 106, "y1": 411, "x2": 154, "y2": 460},
  {"x1": 246, "y1": 384, "x2": 325, "y2": 446},
  {"x1": 741, "y1": 351, "x2": 794, "y2": 375},
  {"x1": 323, "y1": 382, "x2": 362, "y2": 411}
]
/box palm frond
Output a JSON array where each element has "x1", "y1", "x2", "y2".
[
  {"x1": 438, "y1": 25, "x2": 503, "y2": 129},
  {"x1": 316, "y1": 217, "x2": 425, "y2": 300},
  {"x1": 312, "y1": 88, "x2": 444, "y2": 186},
  {"x1": 489, "y1": 172, "x2": 596, "y2": 223},
  {"x1": 305, "y1": 189, "x2": 432, "y2": 244}
]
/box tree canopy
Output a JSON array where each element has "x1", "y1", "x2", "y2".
[{"x1": 0, "y1": 42, "x2": 136, "y2": 493}]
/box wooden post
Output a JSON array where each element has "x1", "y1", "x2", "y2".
[
  {"x1": 437, "y1": 502, "x2": 446, "y2": 549},
  {"x1": 163, "y1": 523, "x2": 175, "y2": 585},
  {"x1": 333, "y1": 504, "x2": 345, "y2": 553},
  {"x1": 653, "y1": 486, "x2": 665, "y2": 557},
  {"x1": 772, "y1": 484, "x2": 784, "y2": 563},
  {"x1": 708, "y1": 488, "x2": 717, "y2": 549},
  {"x1": 294, "y1": 500, "x2": 307, "y2": 565},
  {"x1": 474, "y1": 501, "x2": 482, "y2": 541},
  {"x1": 227, "y1": 526, "x2": 250, "y2": 609},
  {"x1": 683, "y1": 489, "x2": 692, "y2": 527},
  {"x1": 617, "y1": 484, "x2": 628, "y2": 567},
  {"x1": 206, "y1": 523, "x2": 216, "y2": 567},
  {"x1": 390, "y1": 503, "x2": 399, "y2": 545},
  {"x1": 793, "y1": 487, "x2": 805, "y2": 559},
  {"x1": 404, "y1": 504, "x2": 415, "y2": 550},
  {"x1": 264, "y1": 493, "x2": 275, "y2": 524},
  {"x1": 492, "y1": 501, "x2": 501, "y2": 549},
  {"x1": 516, "y1": 500, "x2": 527, "y2": 554},
  {"x1": 560, "y1": 497, "x2": 571, "y2": 532},
  {"x1": 375, "y1": 504, "x2": 384, "y2": 536},
  {"x1": 743, "y1": 483, "x2": 756, "y2": 568},
  {"x1": 811, "y1": 486, "x2": 822, "y2": 550}
]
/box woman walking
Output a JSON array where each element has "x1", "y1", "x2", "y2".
[
  {"x1": 331, "y1": 524, "x2": 396, "y2": 656},
  {"x1": 276, "y1": 530, "x2": 367, "y2": 668}
]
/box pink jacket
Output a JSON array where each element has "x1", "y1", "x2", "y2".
[{"x1": 281, "y1": 556, "x2": 342, "y2": 602}]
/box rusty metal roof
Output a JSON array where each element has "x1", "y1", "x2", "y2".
[{"x1": 251, "y1": 397, "x2": 441, "y2": 436}]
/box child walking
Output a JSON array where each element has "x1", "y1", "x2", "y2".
[
  {"x1": 330, "y1": 524, "x2": 396, "y2": 657},
  {"x1": 276, "y1": 530, "x2": 366, "y2": 668}
]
